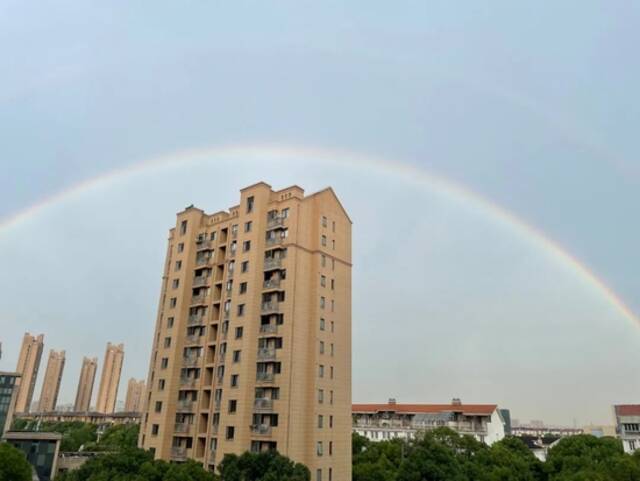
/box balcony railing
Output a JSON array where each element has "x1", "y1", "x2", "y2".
[
  {"x1": 171, "y1": 446, "x2": 187, "y2": 460},
  {"x1": 266, "y1": 237, "x2": 284, "y2": 247},
  {"x1": 267, "y1": 216, "x2": 285, "y2": 229},
  {"x1": 185, "y1": 334, "x2": 201, "y2": 345},
  {"x1": 223, "y1": 309, "x2": 231, "y2": 319},
  {"x1": 176, "y1": 400, "x2": 195, "y2": 412},
  {"x1": 250, "y1": 424, "x2": 272, "y2": 435},
  {"x1": 208, "y1": 449, "x2": 216, "y2": 464},
  {"x1": 193, "y1": 275, "x2": 210, "y2": 287},
  {"x1": 257, "y1": 347, "x2": 277, "y2": 361},
  {"x1": 263, "y1": 278, "x2": 281, "y2": 289},
  {"x1": 259, "y1": 324, "x2": 278, "y2": 335},
  {"x1": 196, "y1": 256, "x2": 212, "y2": 266},
  {"x1": 196, "y1": 240, "x2": 213, "y2": 251},
  {"x1": 183, "y1": 355, "x2": 200, "y2": 367},
  {"x1": 263, "y1": 257, "x2": 282, "y2": 270},
  {"x1": 254, "y1": 398, "x2": 274, "y2": 410},
  {"x1": 256, "y1": 372, "x2": 275, "y2": 383},
  {"x1": 188, "y1": 314, "x2": 205, "y2": 326},
  {"x1": 179, "y1": 377, "x2": 197, "y2": 388},
  {"x1": 174, "y1": 423, "x2": 192, "y2": 434},
  {"x1": 190, "y1": 294, "x2": 208, "y2": 305},
  {"x1": 214, "y1": 400, "x2": 221, "y2": 411},
  {"x1": 261, "y1": 301, "x2": 280, "y2": 314}
]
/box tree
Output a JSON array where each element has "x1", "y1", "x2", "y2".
[
  {"x1": 0, "y1": 442, "x2": 32, "y2": 481},
  {"x1": 85, "y1": 423, "x2": 140, "y2": 451},
  {"x1": 472, "y1": 437, "x2": 546, "y2": 481},
  {"x1": 218, "y1": 451, "x2": 309, "y2": 481}
]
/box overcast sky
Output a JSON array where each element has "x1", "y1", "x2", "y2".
[{"x1": 1, "y1": 1, "x2": 639, "y2": 425}]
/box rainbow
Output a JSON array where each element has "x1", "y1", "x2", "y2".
[{"x1": 0, "y1": 143, "x2": 636, "y2": 326}]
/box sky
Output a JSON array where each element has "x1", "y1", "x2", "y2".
[{"x1": 0, "y1": 1, "x2": 639, "y2": 425}]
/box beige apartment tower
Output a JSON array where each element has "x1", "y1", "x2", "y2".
[
  {"x1": 96, "y1": 343, "x2": 124, "y2": 413},
  {"x1": 74, "y1": 357, "x2": 98, "y2": 412},
  {"x1": 139, "y1": 183, "x2": 352, "y2": 481},
  {"x1": 15, "y1": 333, "x2": 45, "y2": 413},
  {"x1": 38, "y1": 350, "x2": 66, "y2": 412},
  {"x1": 124, "y1": 378, "x2": 146, "y2": 413}
]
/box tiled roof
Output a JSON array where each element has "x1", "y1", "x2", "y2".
[
  {"x1": 615, "y1": 405, "x2": 640, "y2": 416},
  {"x1": 352, "y1": 403, "x2": 498, "y2": 416}
]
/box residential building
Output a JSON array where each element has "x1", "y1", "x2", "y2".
[
  {"x1": 96, "y1": 343, "x2": 124, "y2": 413},
  {"x1": 614, "y1": 404, "x2": 640, "y2": 453},
  {"x1": 582, "y1": 424, "x2": 616, "y2": 438},
  {"x1": 511, "y1": 425, "x2": 583, "y2": 438},
  {"x1": 15, "y1": 410, "x2": 140, "y2": 426},
  {"x1": 74, "y1": 357, "x2": 98, "y2": 412},
  {"x1": 38, "y1": 350, "x2": 66, "y2": 412},
  {"x1": 15, "y1": 333, "x2": 45, "y2": 413},
  {"x1": 352, "y1": 399, "x2": 506, "y2": 445},
  {"x1": 139, "y1": 182, "x2": 352, "y2": 481},
  {"x1": 4, "y1": 431, "x2": 62, "y2": 481},
  {"x1": 0, "y1": 371, "x2": 21, "y2": 437},
  {"x1": 124, "y1": 378, "x2": 146, "y2": 413}
]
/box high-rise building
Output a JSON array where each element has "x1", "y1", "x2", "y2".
[
  {"x1": 139, "y1": 183, "x2": 352, "y2": 481},
  {"x1": 0, "y1": 371, "x2": 21, "y2": 437},
  {"x1": 74, "y1": 357, "x2": 98, "y2": 412},
  {"x1": 15, "y1": 333, "x2": 45, "y2": 413},
  {"x1": 95, "y1": 343, "x2": 124, "y2": 413},
  {"x1": 124, "y1": 378, "x2": 146, "y2": 413},
  {"x1": 38, "y1": 350, "x2": 66, "y2": 412}
]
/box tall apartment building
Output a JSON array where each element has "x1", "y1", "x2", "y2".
[
  {"x1": 139, "y1": 183, "x2": 352, "y2": 481},
  {"x1": 124, "y1": 378, "x2": 146, "y2": 413},
  {"x1": 96, "y1": 343, "x2": 124, "y2": 413},
  {"x1": 74, "y1": 357, "x2": 98, "y2": 412},
  {"x1": 15, "y1": 333, "x2": 45, "y2": 413},
  {"x1": 0, "y1": 371, "x2": 21, "y2": 437},
  {"x1": 38, "y1": 350, "x2": 66, "y2": 412}
]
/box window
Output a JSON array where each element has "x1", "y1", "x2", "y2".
[
  {"x1": 229, "y1": 399, "x2": 237, "y2": 413},
  {"x1": 332, "y1": 221, "x2": 336, "y2": 232},
  {"x1": 329, "y1": 415, "x2": 333, "y2": 428},
  {"x1": 331, "y1": 279, "x2": 335, "y2": 290},
  {"x1": 240, "y1": 282, "x2": 248, "y2": 294},
  {"x1": 319, "y1": 364, "x2": 324, "y2": 377},
  {"x1": 321, "y1": 255, "x2": 326, "y2": 267},
  {"x1": 167, "y1": 317, "x2": 174, "y2": 328},
  {"x1": 320, "y1": 275, "x2": 326, "y2": 287},
  {"x1": 169, "y1": 298, "x2": 177, "y2": 308},
  {"x1": 318, "y1": 389, "x2": 324, "y2": 403},
  {"x1": 161, "y1": 358, "x2": 168, "y2": 369},
  {"x1": 318, "y1": 415, "x2": 324, "y2": 428},
  {"x1": 237, "y1": 304, "x2": 245, "y2": 316},
  {"x1": 247, "y1": 196, "x2": 254, "y2": 213},
  {"x1": 331, "y1": 321, "x2": 334, "y2": 333},
  {"x1": 330, "y1": 366, "x2": 334, "y2": 379},
  {"x1": 329, "y1": 442, "x2": 333, "y2": 456},
  {"x1": 155, "y1": 401, "x2": 162, "y2": 413},
  {"x1": 330, "y1": 390, "x2": 334, "y2": 404},
  {"x1": 319, "y1": 341, "x2": 325, "y2": 354},
  {"x1": 332, "y1": 258, "x2": 335, "y2": 270},
  {"x1": 282, "y1": 208, "x2": 289, "y2": 218},
  {"x1": 320, "y1": 297, "x2": 325, "y2": 309},
  {"x1": 244, "y1": 221, "x2": 252, "y2": 232},
  {"x1": 152, "y1": 424, "x2": 159, "y2": 435},
  {"x1": 226, "y1": 426, "x2": 235, "y2": 439},
  {"x1": 164, "y1": 337, "x2": 171, "y2": 348},
  {"x1": 322, "y1": 216, "x2": 327, "y2": 227},
  {"x1": 332, "y1": 239, "x2": 335, "y2": 250},
  {"x1": 243, "y1": 240, "x2": 251, "y2": 252},
  {"x1": 180, "y1": 220, "x2": 187, "y2": 235},
  {"x1": 231, "y1": 224, "x2": 238, "y2": 236},
  {"x1": 177, "y1": 243, "x2": 184, "y2": 253},
  {"x1": 330, "y1": 343, "x2": 334, "y2": 356},
  {"x1": 329, "y1": 467, "x2": 333, "y2": 481},
  {"x1": 331, "y1": 300, "x2": 335, "y2": 312},
  {"x1": 210, "y1": 231, "x2": 217, "y2": 241},
  {"x1": 231, "y1": 374, "x2": 239, "y2": 387},
  {"x1": 321, "y1": 235, "x2": 327, "y2": 246},
  {"x1": 235, "y1": 327, "x2": 244, "y2": 339},
  {"x1": 320, "y1": 318, "x2": 325, "y2": 331},
  {"x1": 174, "y1": 260, "x2": 182, "y2": 271},
  {"x1": 241, "y1": 261, "x2": 249, "y2": 273},
  {"x1": 158, "y1": 379, "x2": 165, "y2": 390},
  {"x1": 233, "y1": 350, "x2": 241, "y2": 363},
  {"x1": 316, "y1": 469, "x2": 322, "y2": 481},
  {"x1": 317, "y1": 441, "x2": 323, "y2": 456},
  {"x1": 172, "y1": 279, "x2": 179, "y2": 289}
]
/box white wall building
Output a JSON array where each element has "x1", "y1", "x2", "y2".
[
  {"x1": 614, "y1": 404, "x2": 640, "y2": 453},
  {"x1": 352, "y1": 399, "x2": 506, "y2": 445}
]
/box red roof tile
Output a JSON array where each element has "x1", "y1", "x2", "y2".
[
  {"x1": 352, "y1": 403, "x2": 498, "y2": 416},
  {"x1": 615, "y1": 405, "x2": 640, "y2": 416}
]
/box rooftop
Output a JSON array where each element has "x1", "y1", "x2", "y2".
[
  {"x1": 353, "y1": 403, "x2": 498, "y2": 416},
  {"x1": 615, "y1": 405, "x2": 640, "y2": 416},
  {"x1": 4, "y1": 431, "x2": 62, "y2": 441}
]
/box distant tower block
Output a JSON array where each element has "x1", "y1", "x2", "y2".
[
  {"x1": 74, "y1": 357, "x2": 98, "y2": 412},
  {"x1": 96, "y1": 343, "x2": 124, "y2": 413},
  {"x1": 38, "y1": 350, "x2": 66, "y2": 412},
  {"x1": 15, "y1": 333, "x2": 45, "y2": 413}
]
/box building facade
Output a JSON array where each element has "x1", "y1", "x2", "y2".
[
  {"x1": 352, "y1": 400, "x2": 506, "y2": 445},
  {"x1": 39, "y1": 349, "x2": 66, "y2": 413},
  {"x1": 15, "y1": 332, "x2": 45, "y2": 413},
  {"x1": 74, "y1": 357, "x2": 98, "y2": 412},
  {"x1": 4, "y1": 431, "x2": 62, "y2": 481},
  {"x1": 139, "y1": 183, "x2": 352, "y2": 481},
  {"x1": 0, "y1": 371, "x2": 21, "y2": 437},
  {"x1": 96, "y1": 343, "x2": 124, "y2": 413},
  {"x1": 614, "y1": 404, "x2": 640, "y2": 453},
  {"x1": 124, "y1": 378, "x2": 146, "y2": 413}
]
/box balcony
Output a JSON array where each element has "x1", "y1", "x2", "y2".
[
  {"x1": 183, "y1": 355, "x2": 200, "y2": 367},
  {"x1": 218, "y1": 352, "x2": 226, "y2": 363},
  {"x1": 188, "y1": 314, "x2": 205, "y2": 326},
  {"x1": 256, "y1": 372, "x2": 275, "y2": 383},
  {"x1": 254, "y1": 398, "x2": 274, "y2": 411},
  {"x1": 176, "y1": 400, "x2": 195, "y2": 412},
  {"x1": 266, "y1": 237, "x2": 284, "y2": 247},
  {"x1": 174, "y1": 423, "x2": 193, "y2": 434},
  {"x1": 259, "y1": 324, "x2": 278, "y2": 335},
  {"x1": 257, "y1": 347, "x2": 277, "y2": 361},
  {"x1": 171, "y1": 446, "x2": 187, "y2": 461},
  {"x1": 196, "y1": 256, "x2": 212, "y2": 267},
  {"x1": 214, "y1": 399, "x2": 221, "y2": 411},
  {"x1": 262, "y1": 278, "x2": 282, "y2": 290},
  {"x1": 261, "y1": 301, "x2": 280, "y2": 314},
  {"x1": 185, "y1": 334, "x2": 201, "y2": 345},
  {"x1": 266, "y1": 216, "x2": 285, "y2": 229},
  {"x1": 208, "y1": 449, "x2": 216, "y2": 464},
  {"x1": 179, "y1": 377, "x2": 197, "y2": 388},
  {"x1": 190, "y1": 294, "x2": 208, "y2": 306},
  {"x1": 196, "y1": 240, "x2": 214, "y2": 251},
  {"x1": 193, "y1": 275, "x2": 210, "y2": 288},
  {"x1": 250, "y1": 424, "x2": 272, "y2": 436},
  {"x1": 263, "y1": 258, "x2": 282, "y2": 271}
]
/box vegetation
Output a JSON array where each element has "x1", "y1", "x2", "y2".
[
  {"x1": 0, "y1": 442, "x2": 32, "y2": 481},
  {"x1": 218, "y1": 451, "x2": 310, "y2": 481},
  {"x1": 353, "y1": 429, "x2": 640, "y2": 481}
]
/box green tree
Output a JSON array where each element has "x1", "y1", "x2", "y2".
[
  {"x1": 218, "y1": 451, "x2": 309, "y2": 481},
  {"x1": 472, "y1": 437, "x2": 546, "y2": 481},
  {"x1": 84, "y1": 423, "x2": 140, "y2": 451},
  {"x1": 0, "y1": 442, "x2": 32, "y2": 481}
]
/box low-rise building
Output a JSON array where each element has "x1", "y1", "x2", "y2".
[
  {"x1": 352, "y1": 399, "x2": 506, "y2": 445},
  {"x1": 0, "y1": 371, "x2": 21, "y2": 437},
  {"x1": 15, "y1": 410, "x2": 140, "y2": 428},
  {"x1": 4, "y1": 431, "x2": 62, "y2": 481},
  {"x1": 614, "y1": 404, "x2": 640, "y2": 453},
  {"x1": 511, "y1": 426, "x2": 583, "y2": 438}
]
